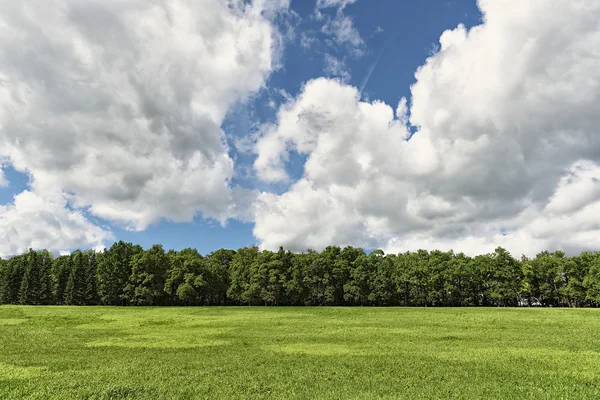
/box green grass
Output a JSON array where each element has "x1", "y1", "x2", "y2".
[{"x1": 1, "y1": 307, "x2": 599, "y2": 399}]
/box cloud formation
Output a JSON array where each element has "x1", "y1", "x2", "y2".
[
  {"x1": 323, "y1": 54, "x2": 350, "y2": 82},
  {"x1": 0, "y1": 0, "x2": 288, "y2": 254},
  {"x1": 2, "y1": 0, "x2": 599, "y2": 258},
  {"x1": 314, "y1": 0, "x2": 363, "y2": 56},
  {"x1": 253, "y1": 0, "x2": 600, "y2": 256},
  {"x1": 0, "y1": 190, "x2": 112, "y2": 257},
  {"x1": 316, "y1": 0, "x2": 357, "y2": 10}
]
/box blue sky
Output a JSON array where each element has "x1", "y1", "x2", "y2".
[{"x1": 3, "y1": 0, "x2": 597, "y2": 257}]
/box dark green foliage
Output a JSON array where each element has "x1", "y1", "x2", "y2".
[
  {"x1": 175, "y1": 282, "x2": 197, "y2": 305},
  {"x1": 64, "y1": 251, "x2": 88, "y2": 305},
  {"x1": 164, "y1": 248, "x2": 206, "y2": 306},
  {"x1": 19, "y1": 249, "x2": 42, "y2": 305},
  {"x1": 584, "y1": 255, "x2": 600, "y2": 305},
  {"x1": 228, "y1": 246, "x2": 259, "y2": 304},
  {"x1": 0, "y1": 255, "x2": 27, "y2": 304},
  {"x1": 0, "y1": 259, "x2": 7, "y2": 303},
  {"x1": 125, "y1": 244, "x2": 169, "y2": 306},
  {"x1": 97, "y1": 241, "x2": 143, "y2": 305},
  {"x1": 2, "y1": 244, "x2": 600, "y2": 306},
  {"x1": 204, "y1": 249, "x2": 235, "y2": 305},
  {"x1": 85, "y1": 251, "x2": 99, "y2": 305},
  {"x1": 38, "y1": 251, "x2": 54, "y2": 305},
  {"x1": 51, "y1": 255, "x2": 72, "y2": 304}
]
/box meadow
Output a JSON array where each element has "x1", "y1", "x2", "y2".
[{"x1": 1, "y1": 307, "x2": 599, "y2": 399}]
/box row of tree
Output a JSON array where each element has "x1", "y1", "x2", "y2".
[{"x1": 1, "y1": 242, "x2": 600, "y2": 307}]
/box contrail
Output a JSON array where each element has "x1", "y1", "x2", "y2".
[{"x1": 359, "y1": 46, "x2": 385, "y2": 96}]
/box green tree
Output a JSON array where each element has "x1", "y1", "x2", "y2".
[
  {"x1": 245, "y1": 250, "x2": 277, "y2": 306},
  {"x1": 565, "y1": 252, "x2": 595, "y2": 307},
  {"x1": 205, "y1": 249, "x2": 235, "y2": 305},
  {"x1": 488, "y1": 247, "x2": 522, "y2": 306},
  {"x1": 64, "y1": 251, "x2": 87, "y2": 305},
  {"x1": 176, "y1": 280, "x2": 198, "y2": 305},
  {"x1": 228, "y1": 246, "x2": 259, "y2": 305},
  {"x1": 583, "y1": 254, "x2": 600, "y2": 306},
  {"x1": 85, "y1": 251, "x2": 99, "y2": 305},
  {"x1": 0, "y1": 259, "x2": 9, "y2": 304},
  {"x1": 125, "y1": 244, "x2": 170, "y2": 306},
  {"x1": 334, "y1": 247, "x2": 362, "y2": 305},
  {"x1": 38, "y1": 250, "x2": 54, "y2": 305},
  {"x1": 165, "y1": 248, "x2": 207, "y2": 306},
  {"x1": 97, "y1": 241, "x2": 143, "y2": 305},
  {"x1": 444, "y1": 252, "x2": 474, "y2": 306},
  {"x1": 425, "y1": 250, "x2": 453, "y2": 306},
  {"x1": 303, "y1": 246, "x2": 340, "y2": 306},
  {"x1": 19, "y1": 249, "x2": 42, "y2": 305},
  {"x1": 369, "y1": 251, "x2": 396, "y2": 306},
  {"x1": 0, "y1": 255, "x2": 27, "y2": 304},
  {"x1": 52, "y1": 255, "x2": 73, "y2": 304}
]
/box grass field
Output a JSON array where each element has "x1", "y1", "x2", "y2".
[{"x1": 1, "y1": 307, "x2": 599, "y2": 399}]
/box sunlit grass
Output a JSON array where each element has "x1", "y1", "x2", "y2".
[{"x1": 1, "y1": 306, "x2": 599, "y2": 399}]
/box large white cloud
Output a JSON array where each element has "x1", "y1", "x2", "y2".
[
  {"x1": 0, "y1": 0, "x2": 288, "y2": 252},
  {"x1": 0, "y1": 190, "x2": 112, "y2": 257},
  {"x1": 253, "y1": 0, "x2": 600, "y2": 256},
  {"x1": 386, "y1": 161, "x2": 600, "y2": 256}
]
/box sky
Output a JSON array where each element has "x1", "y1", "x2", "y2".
[{"x1": 1, "y1": 0, "x2": 599, "y2": 258}]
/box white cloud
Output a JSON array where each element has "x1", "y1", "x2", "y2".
[
  {"x1": 0, "y1": 191, "x2": 112, "y2": 258},
  {"x1": 0, "y1": 169, "x2": 7, "y2": 188},
  {"x1": 320, "y1": 10, "x2": 364, "y2": 55},
  {"x1": 386, "y1": 161, "x2": 600, "y2": 257},
  {"x1": 311, "y1": 0, "x2": 363, "y2": 56},
  {"x1": 0, "y1": 158, "x2": 9, "y2": 187},
  {"x1": 0, "y1": 0, "x2": 288, "y2": 252},
  {"x1": 316, "y1": 0, "x2": 357, "y2": 10},
  {"x1": 253, "y1": 0, "x2": 600, "y2": 256},
  {"x1": 323, "y1": 54, "x2": 351, "y2": 82}
]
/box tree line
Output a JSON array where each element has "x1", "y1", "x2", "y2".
[{"x1": 1, "y1": 242, "x2": 600, "y2": 307}]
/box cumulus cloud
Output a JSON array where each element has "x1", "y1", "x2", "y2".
[
  {"x1": 0, "y1": 0, "x2": 288, "y2": 252},
  {"x1": 386, "y1": 161, "x2": 600, "y2": 257},
  {"x1": 0, "y1": 191, "x2": 112, "y2": 258},
  {"x1": 253, "y1": 0, "x2": 600, "y2": 256}
]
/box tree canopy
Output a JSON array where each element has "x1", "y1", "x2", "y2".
[{"x1": 1, "y1": 243, "x2": 599, "y2": 307}]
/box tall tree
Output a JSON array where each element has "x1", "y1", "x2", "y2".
[
  {"x1": 52, "y1": 255, "x2": 73, "y2": 304},
  {"x1": 0, "y1": 255, "x2": 27, "y2": 304},
  {"x1": 38, "y1": 250, "x2": 54, "y2": 305},
  {"x1": 565, "y1": 252, "x2": 595, "y2": 307},
  {"x1": 584, "y1": 253, "x2": 600, "y2": 306},
  {"x1": 205, "y1": 249, "x2": 235, "y2": 305},
  {"x1": 19, "y1": 249, "x2": 42, "y2": 305},
  {"x1": 488, "y1": 247, "x2": 523, "y2": 306},
  {"x1": 165, "y1": 248, "x2": 206, "y2": 306},
  {"x1": 85, "y1": 251, "x2": 99, "y2": 305},
  {"x1": 97, "y1": 241, "x2": 143, "y2": 305},
  {"x1": 0, "y1": 259, "x2": 9, "y2": 304},
  {"x1": 369, "y1": 250, "x2": 395, "y2": 306},
  {"x1": 228, "y1": 246, "x2": 259, "y2": 305},
  {"x1": 64, "y1": 251, "x2": 87, "y2": 305},
  {"x1": 125, "y1": 244, "x2": 169, "y2": 306}
]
